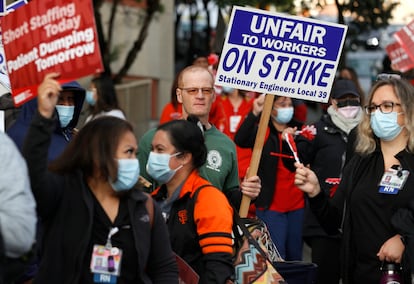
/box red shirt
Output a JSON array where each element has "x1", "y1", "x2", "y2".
[
  {"x1": 269, "y1": 133, "x2": 305, "y2": 212},
  {"x1": 210, "y1": 95, "x2": 254, "y2": 179},
  {"x1": 159, "y1": 103, "x2": 182, "y2": 124}
]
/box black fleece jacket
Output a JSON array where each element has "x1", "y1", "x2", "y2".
[
  {"x1": 23, "y1": 111, "x2": 178, "y2": 284},
  {"x1": 309, "y1": 148, "x2": 414, "y2": 284}
]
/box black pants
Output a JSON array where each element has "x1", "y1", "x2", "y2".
[{"x1": 305, "y1": 236, "x2": 341, "y2": 284}]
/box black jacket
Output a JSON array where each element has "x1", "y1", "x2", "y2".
[
  {"x1": 23, "y1": 111, "x2": 178, "y2": 284},
  {"x1": 391, "y1": 199, "x2": 414, "y2": 273},
  {"x1": 309, "y1": 148, "x2": 414, "y2": 283},
  {"x1": 234, "y1": 112, "x2": 302, "y2": 209},
  {"x1": 295, "y1": 114, "x2": 348, "y2": 237}
]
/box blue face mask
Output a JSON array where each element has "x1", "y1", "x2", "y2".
[
  {"x1": 370, "y1": 110, "x2": 403, "y2": 141},
  {"x1": 273, "y1": 107, "x2": 294, "y2": 124},
  {"x1": 55, "y1": 105, "x2": 75, "y2": 128},
  {"x1": 110, "y1": 159, "x2": 140, "y2": 192},
  {"x1": 222, "y1": 86, "x2": 235, "y2": 94},
  {"x1": 85, "y1": 90, "x2": 96, "y2": 106},
  {"x1": 146, "y1": 152, "x2": 182, "y2": 184}
]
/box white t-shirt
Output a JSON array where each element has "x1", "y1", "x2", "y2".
[{"x1": 85, "y1": 109, "x2": 126, "y2": 124}]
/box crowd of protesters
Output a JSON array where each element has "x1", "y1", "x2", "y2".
[{"x1": 2, "y1": 44, "x2": 414, "y2": 284}]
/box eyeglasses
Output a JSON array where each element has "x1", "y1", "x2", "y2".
[
  {"x1": 178, "y1": 87, "x2": 214, "y2": 96},
  {"x1": 364, "y1": 102, "x2": 401, "y2": 114},
  {"x1": 376, "y1": 73, "x2": 401, "y2": 81}
]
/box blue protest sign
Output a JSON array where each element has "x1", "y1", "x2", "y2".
[{"x1": 215, "y1": 6, "x2": 347, "y2": 103}]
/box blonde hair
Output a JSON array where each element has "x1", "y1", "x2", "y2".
[
  {"x1": 177, "y1": 65, "x2": 214, "y2": 88},
  {"x1": 355, "y1": 78, "x2": 414, "y2": 155}
]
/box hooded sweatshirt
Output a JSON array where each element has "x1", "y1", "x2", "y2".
[{"x1": 7, "y1": 81, "x2": 85, "y2": 162}]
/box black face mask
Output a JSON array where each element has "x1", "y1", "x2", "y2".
[{"x1": 336, "y1": 99, "x2": 360, "y2": 108}]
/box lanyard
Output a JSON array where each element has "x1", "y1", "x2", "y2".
[{"x1": 105, "y1": 227, "x2": 119, "y2": 250}]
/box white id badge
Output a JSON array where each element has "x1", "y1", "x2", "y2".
[
  {"x1": 90, "y1": 244, "x2": 123, "y2": 276},
  {"x1": 230, "y1": 115, "x2": 241, "y2": 133},
  {"x1": 378, "y1": 168, "x2": 409, "y2": 195}
]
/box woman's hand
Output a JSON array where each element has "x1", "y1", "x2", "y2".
[
  {"x1": 240, "y1": 174, "x2": 261, "y2": 199},
  {"x1": 37, "y1": 73, "x2": 62, "y2": 118},
  {"x1": 377, "y1": 234, "x2": 405, "y2": 263},
  {"x1": 294, "y1": 163, "x2": 321, "y2": 198},
  {"x1": 281, "y1": 127, "x2": 297, "y2": 141},
  {"x1": 252, "y1": 94, "x2": 265, "y2": 116}
]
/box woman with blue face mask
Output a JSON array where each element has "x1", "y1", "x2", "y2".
[
  {"x1": 149, "y1": 116, "x2": 235, "y2": 283},
  {"x1": 295, "y1": 76, "x2": 414, "y2": 283},
  {"x1": 22, "y1": 73, "x2": 178, "y2": 284},
  {"x1": 84, "y1": 74, "x2": 126, "y2": 124},
  {"x1": 234, "y1": 94, "x2": 305, "y2": 261}
]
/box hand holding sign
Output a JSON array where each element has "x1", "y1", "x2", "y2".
[
  {"x1": 239, "y1": 94, "x2": 274, "y2": 217},
  {"x1": 1, "y1": 0, "x2": 103, "y2": 106},
  {"x1": 240, "y1": 173, "x2": 261, "y2": 200},
  {"x1": 37, "y1": 73, "x2": 62, "y2": 118},
  {"x1": 252, "y1": 93, "x2": 266, "y2": 116}
]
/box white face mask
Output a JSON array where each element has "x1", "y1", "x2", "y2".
[{"x1": 337, "y1": 106, "x2": 361, "y2": 119}]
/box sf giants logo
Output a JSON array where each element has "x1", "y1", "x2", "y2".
[{"x1": 178, "y1": 210, "x2": 188, "y2": 224}]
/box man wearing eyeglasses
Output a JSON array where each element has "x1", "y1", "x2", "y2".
[
  {"x1": 138, "y1": 65, "x2": 261, "y2": 209},
  {"x1": 291, "y1": 78, "x2": 363, "y2": 284}
]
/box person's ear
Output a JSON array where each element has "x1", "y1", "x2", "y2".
[
  {"x1": 211, "y1": 91, "x2": 216, "y2": 102},
  {"x1": 180, "y1": 152, "x2": 192, "y2": 166},
  {"x1": 176, "y1": 88, "x2": 183, "y2": 103}
]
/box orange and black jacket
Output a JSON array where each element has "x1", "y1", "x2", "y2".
[{"x1": 151, "y1": 170, "x2": 234, "y2": 283}]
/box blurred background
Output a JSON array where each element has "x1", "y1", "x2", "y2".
[{"x1": 1, "y1": 0, "x2": 414, "y2": 137}]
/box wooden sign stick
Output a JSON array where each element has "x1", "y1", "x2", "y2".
[{"x1": 239, "y1": 94, "x2": 274, "y2": 217}]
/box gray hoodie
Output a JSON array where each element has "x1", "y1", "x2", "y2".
[{"x1": 0, "y1": 131, "x2": 36, "y2": 258}]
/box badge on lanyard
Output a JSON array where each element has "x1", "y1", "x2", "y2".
[
  {"x1": 91, "y1": 227, "x2": 123, "y2": 283},
  {"x1": 230, "y1": 115, "x2": 242, "y2": 133},
  {"x1": 378, "y1": 166, "x2": 409, "y2": 195}
]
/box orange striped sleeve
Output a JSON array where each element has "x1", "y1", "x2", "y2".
[{"x1": 193, "y1": 186, "x2": 234, "y2": 254}]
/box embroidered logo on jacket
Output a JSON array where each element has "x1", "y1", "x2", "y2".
[
  {"x1": 206, "y1": 150, "x2": 222, "y2": 172},
  {"x1": 140, "y1": 214, "x2": 150, "y2": 223},
  {"x1": 178, "y1": 209, "x2": 188, "y2": 224}
]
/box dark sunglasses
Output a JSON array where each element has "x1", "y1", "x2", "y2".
[
  {"x1": 336, "y1": 99, "x2": 360, "y2": 108},
  {"x1": 376, "y1": 73, "x2": 401, "y2": 81}
]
